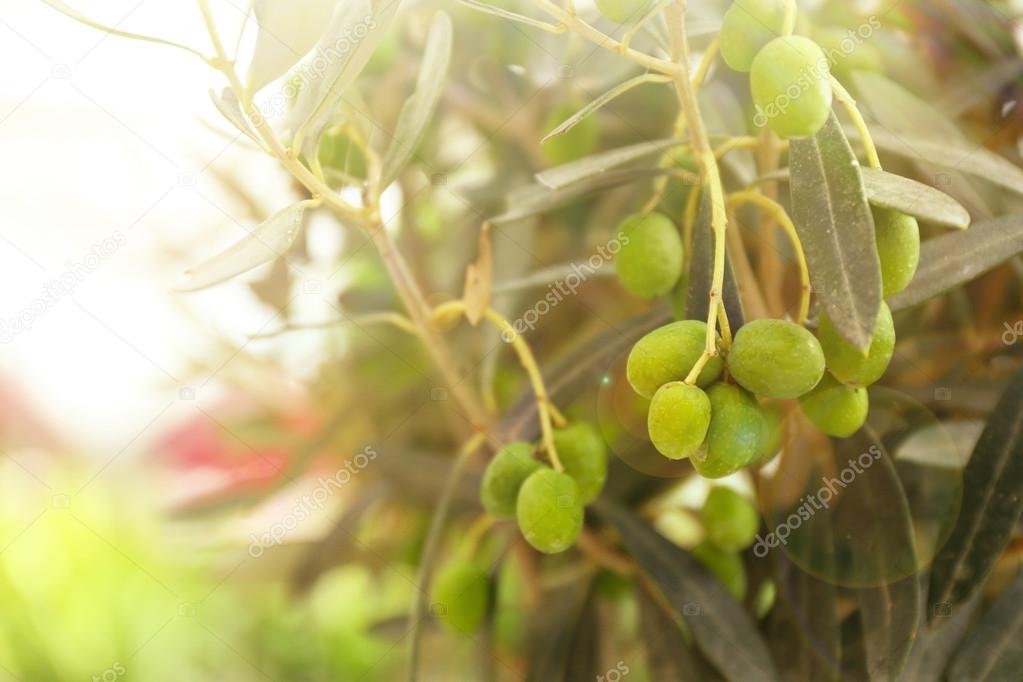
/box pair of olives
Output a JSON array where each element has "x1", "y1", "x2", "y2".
[{"x1": 479, "y1": 422, "x2": 607, "y2": 554}]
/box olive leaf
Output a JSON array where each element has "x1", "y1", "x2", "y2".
[
  {"x1": 525, "y1": 579, "x2": 595, "y2": 682},
  {"x1": 687, "y1": 190, "x2": 744, "y2": 328},
  {"x1": 379, "y1": 12, "x2": 453, "y2": 187},
  {"x1": 597, "y1": 501, "x2": 780, "y2": 682},
  {"x1": 789, "y1": 112, "x2": 881, "y2": 351},
  {"x1": 900, "y1": 590, "x2": 979, "y2": 682},
  {"x1": 541, "y1": 74, "x2": 671, "y2": 144},
  {"x1": 860, "y1": 168, "x2": 971, "y2": 230},
  {"x1": 246, "y1": 0, "x2": 336, "y2": 93},
  {"x1": 209, "y1": 88, "x2": 263, "y2": 148},
  {"x1": 535, "y1": 139, "x2": 679, "y2": 190},
  {"x1": 928, "y1": 367, "x2": 1023, "y2": 620},
  {"x1": 889, "y1": 213, "x2": 1023, "y2": 311},
  {"x1": 638, "y1": 587, "x2": 723, "y2": 681},
  {"x1": 175, "y1": 200, "x2": 316, "y2": 292},
  {"x1": 945, "y1": 570, "x2": 1023, "y2": 682}
]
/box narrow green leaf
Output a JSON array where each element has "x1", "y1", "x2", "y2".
[
  {"x1": 638, "y1": 588, "x2": 723, "y2": 681},
  {"x1": 379, "y1": 12, "x2": 452, "y2": 187},
  {"x1": 947, "y1": 570, "x2": 1023, "y2": 681},
  {"x1": 208, "y1": 88, "x2": 263, "y2": 147},
  {"x1": 455, "y1": 0, "x2": 564, "y2": 33},
  {"x1": 860, "y1": 168, "x2": 971, "y2": 230},
  {"x1": 175, "y1": 200, "x2": 315, "y2": 292},
  {"x1": 525, "y1": 580, "x2": 594, "y2": 682},
  {"x1": 535, "y1": 138, "x2": 680, "y2": 190},
  {"x1": 790, "y1": 113, "x2": 882, "y2": 351},
  {"x1": 889, "y1": 214, "x2": 1023, "y2": 311},
  {"x1": 541, "y1": 74, "x2": 671, "y2": 145},
  {"x1": 490, "y1": 169, "x2": 665, "y2": 224},
  {"x1": 246, "y1": 0, "x2": 336, "y2": 93},
  {"x1": 687, "y1": 190, "x2": 744, "y2": 329},
  {"x1": 928, "y1": 367, "x2": 1023, "y2": 620},
  {"x1": 900, "y1": 592, "x2": 978, "y2": 682},
  {"x1": 597, "y1": 501, "x2": 779, "y2": 682}
]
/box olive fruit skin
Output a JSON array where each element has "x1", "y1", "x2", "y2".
[
  {"x1": 818, "y1": 303, "x2": 895, "y2": 387},
  {"x1": 480, "y1": 442, "x2": 541, "y2": 518},
  {"x1": 693, "y1": 384, "x2": 766, "y2": 478},
  {"x1": 431, "y1": 561, "x2": 490, "y2": 634},
  {"x1": 702, "y1": 486, "x2": 760, "y2": 552},
  {"x1": 750, "y1": 36, "x2": 833, "y2": 138},
  {"x1": 755, "y1": 402, "x2": 785, "y2": 465},
  {"x1": 627, "y1": 321, "x2": 724, "y2": 398},
  {"x1": 798, "y1": 372, "x2": 868, "y2": 437},
  {"x1": 516, "y1": 469, "x2": 584, "y2": 554},
  {"x1": 615, "y1": 212, "x2": 684, "y2": 298},
  {"x1": 648, "y1": 382, "x2": 712, "y2": 460},
  {"x1": 552, "y1": 422, "x2": 607, "y2": 503},
  {"x1": 542, "y1": 104, "x2": 599, "y2": 165},
  {"x1": 815, "y1": 27, "x2": 883, "y2": 80},
  {"x1": 873, "y1": 207, "x2": 920, "y2": 298},
  {"x1": 727, "y1": 319, "x2": 826, "y2": 399},
  {"x1": 692, "y1": 542, "x2": 747, "y2": 600},
  {"x1": 595, "y1": 0, "x2": 652, "y2": 23},
  {"x1": 720, "y1": 0, "x2": 794, "y2": 72}
]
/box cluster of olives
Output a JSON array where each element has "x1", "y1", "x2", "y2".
[
  {"x1": 479, "y1": 421, "x2": 608, "y2": 554},
  {"x1": 692, "y1": 487, "x2": 760, "y2": 599},
  {"x1": 720, "y1": 0, "x2": 833, "y2": 139}
]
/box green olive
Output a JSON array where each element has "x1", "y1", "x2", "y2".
[
  {"x1": 595, "y1": 0, "x2": 652, "y2": 23},
  {"x1": 720, "y1": 0, "x2": 795, "y2": 72},
  {"x1": 755, "y1": 402, "x2": 785, "y2": 465},
  {"x1": 798, "y1": 372, "x2": 869, "y2": 437},
  {"x1": 814, "y1": 26, "x2": 884, "y2": 80},
  {"x1": 750, "y1": 36, "x2": 833, "y2": 138},
  {"x1": 480, "y1": 442, "x2": 542, "y2": 518},
  {"x1": 727, "y1": 319, "x2": 826, "y2": 399},
  {"x1": 542, "y1": 104, "x2": 599, "y2": 165},
  {"x1": 818, "y1": 303, "x2": 895, "y2": 387},
  {"x1": 627, "y1": 321, "x2": 724, "y2": 399},
  {"x1": 873, "y1": 207, "x2": 920, "y2": 298},
  {"x1": 615, "y1": 212, "x2": 684, "y2": 298},
  {"x1": 647, "y1": 382, "x2": 712, "y2": 460},
  {"x1": 692, "y1": 542, "x2": 747, "y2": 600},
  {"x1": 692, "y1": 384, "x2": 766, "y2": 478},
  {"x1": 516, "y1": 468, "x2": 584, "y2": 554},
  {"x1": 552, "y1": 421, "x2": 607, "y2": 503},
  {"x1": 431, "y1": 561, "x2": 490, "y2": 634},
  {"x1": 702, "y1": 486, "x2": 760, "y2": 552}
]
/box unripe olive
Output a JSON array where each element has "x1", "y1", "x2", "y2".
[
  {"x1": 798, "y1": 372, "x2": 869, "y2": 437},
  {"x1": 755, "y1": 402, "x2": 785, "y2": 465},
  {"x1": 692, "y1": 542, "x2": 747, "y2": 600},
  {"x1": 814, "y1": 27, "x2": 883, "y2": 81},
  {"x1": 750, "y1": 36, "x2": 833, "y2": 138},
  {"x1": 595, "y1": 0, "x2": 652, "y2": 23},
  {"x1": 873, "y1": 207, "x2": 920, "y2": 298},
  {"x1": 542, "y1": 104, "x2": 599, "y2": 166},
  {"x1": 818, "y1": 303, "x2": 895, "y2": 387},
  {"x1": 702, "y1": 486, "x2": 760, "y2": 552},
  {"x1": 516, "y1": 468, "x2": 584, "y2": 554},
  {"x1": 480, "y1": 442, "x2": 542, "y2": 518},
  {"x1": 431, "y1": 561, "x2": 489, "y2": 634},
  {"x1": 727, "y1": 319, "x2": 826, "y2": 399},
  {"x1": 692, "y1": 384, "x2": 766, "y2": 478},
  {"x1": 720, "y1": 0, "x2": 795, "y2": 72},
  {"x1": 615, "y1": 212, "x2": 684, "y2": 298},
  {"x1": 627, "y1": 321, "x2": 724, "y2": 398},
  {"x1": 552, "y1": 421, "x2": 607, "y2": 503},
  {"x1": 647, "y1": 382, "x2": 712, "y2": 460}
]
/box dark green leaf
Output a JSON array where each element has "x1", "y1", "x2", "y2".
[
  {"x1": 491, "y1": 169, "x2": 666, "y2": 224},
  {"x1": 638, "y1": 587, "x2": 723, "y2": 681},
  {"x1": 928, "y1": 368, "x2": 1023, "y2": 620},
  {"x1": 860, "y1": 168, "x2": 970, "y2": 230},
  {"x1": 947, "y1": 570, "x2": 1023, "y2": 681},
  {"x1": 535, "y1": 138, "x2": 679, "y2": 190},
  {"x1": 687, "y1": 190, "x2": 745, "y2": 329},
  {"x1": 563, "y1": 589, "x2": 601, "y2": 681},
  {"x1": 790, "y1": 113, "x2": 881, "y2": 351},
  {"x1": 597, "y1": 501, "x2": 779, "y2": 682},
  {"x1": 525, "y1": 579, "x2": 593, "y2": 682},
  {"x1": 900, "y1": 588, "x2": 978, "y2": 682},
  {"x1": 889, "y1": 214, "x2": 1023, "y2": 311}
]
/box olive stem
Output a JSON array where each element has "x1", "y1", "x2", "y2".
[
  {"x1": 461, "y1": 514, "x2": 498, "y2": 560},
  {"x1": 782, "y1": 1, "x2": 797, "y2": 35},
  {"x1": 620, "y1": 0, "x2": 674, "y2": 53},
  {"x1": 830, "y1": 76, "x2": 882, "y2": 169},
  {"x1": 727, "y1": 191, "x2": 811, "y2": 324},
  {"x1": 249, "y1": 312, "x2": 420, "y2": 340}
]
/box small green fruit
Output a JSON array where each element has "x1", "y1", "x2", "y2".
[
  {"x1": 648, "y1": 382, "x2": 712, "y2": 460},
  {"x1": 702, "y1": 487, "x2": 760, "y2": 552},
  {"x1": 516, "y1": 469, "x2": 584, "y2": 554},
  {"x1": 627, "y1": 321, "x2": 724, "y2": 398},
  {"x1": 727, "y1": 319, "x2": 826, "y2": 399},
  {"x1": 818, "y1": 303, "x2": 895, "y2": 387},
  {"x1": 615, "y1": 212, "x2": 684, "y2": 298},
  {"x1": 693, "y1": 384, "x2": 766, "y2": 478},
  {"x1": 480, "y1": 442, "x2": 542, "y2": 518},
  {"x1": 720, "y1": 0, "x2": 795, "y2": 72},
  {"x1": 431, "y1": 561, "x2": 489, "y2": 634},
  {"x1": 692, "y1": 542, "x2": 747, "y2": 600},
  {"x1": 750, "y1": 36, "x2": 833, "y2": 138},
  {"x1": 873, "y1": 207, "x2": 920, "y2": 298},
  {"x1": 814, "y1": 27, "x2": 883, "y2": 80},
  {"x1": 595, "y1": 0, "x2": 652, "y2": 23},
  {"x1": 542, "y1": 104, "x2": 599, "y2": 165},
  {"x1": 552, "y1": 421, "x2": 607, "y2": 503},
  {"x1": 798, "y1": 372, "x2": 869, "y2": 437},
  {"x1": 755, "y1": 402, "x2": 785, "y2": 465}
]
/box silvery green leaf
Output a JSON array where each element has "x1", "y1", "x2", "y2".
[
  {"x1": 379, "y1": 12, "x2": 452, "y2": 187},
  {"x1": 540, "y1": 74, "x2": 670, "y2": 145},
  {"x1": 247, "y1": 0, "x2": 336, "y2": 93},
  {"x1": 176, "y1": 200, "x2": 316, "y2": 292},
  {"x1": 860, "y1": 168, "x2": 971, "y2": 230},
  {"x1": 208, "y1": 88, "x2": 263, "y2": 148},
  {"x1": 535, "y1": 139, "x2": 679, "y2": 190},
  {"x1": 490, "y1": 169, "x2": 665, "y2": 224}
]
